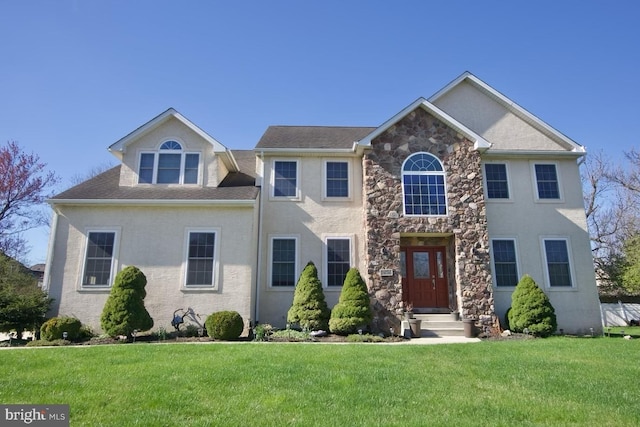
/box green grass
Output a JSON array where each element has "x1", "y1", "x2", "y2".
[
  {"x1": 605, "y1": 326, "x2": 640, "y2": 337},
  {"x1": 1, "y1": 338, "x2": 639, "y2": 426}
]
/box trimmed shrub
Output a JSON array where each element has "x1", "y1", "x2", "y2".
[
  {"x1": 205, "y1": 311, "x2": 244, "y2": 340},
  {"x1": 508, "y1": 275, "x2": 557, "y2": 337},
  {"x1": 100, "y1": 266, "x2": 153, "y2": 338},
  {"x1": 40, "y1": 316, "x2": 82, "y2": 341},
  {"x1": 287, "y1": 262, "x2": 330, "y2": 331},
  {"x1": 329, "y1": 268, "x2": 372, "y2": 335}
]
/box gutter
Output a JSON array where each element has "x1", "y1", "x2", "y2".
[
  {"x1": 47, "y1": 198, "x2": 257, "y2": 208},
  {"x1": 254, "y1": 151, "x2": 265, "y2": 323}
]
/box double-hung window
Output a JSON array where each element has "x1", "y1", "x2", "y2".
[
  {"x1": 534, "y1": 164, "x2": 560, "y2": 199},
  {"x1": 543, "y1": 239, "x2": 573, "y2": 287},
  {"x1": 270, "y1": 237, "x2": 297, "y2": 287},
  {"x1": 82, "y1": 231, "x2": 117, "y2": 287},
  {"x1": 326, "y1": 237, "x2": 351, "y2": 287},
  {"x1": 491, "y1": 239, "x2": 518, "y2": 287},
  {"x1": 402, "y1": 152, "x2": 447, "y2": 216},
  {"x1": 185, "y1": 231, "x2": 218, "y2": 288},
  {"x1": 484, "y1": 163, "x2": 510, "y2": 199},
  {"x1": 273, "y1": 160, "x2": 298, "y2": 198},
  {"x1": 138, "y1": 140, "x2": 200, "y2": 184},
  {"x1": 325, "y1": 161, "x2": 349, "y2": 198}
]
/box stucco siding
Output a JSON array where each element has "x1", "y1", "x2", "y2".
[
  {"x1": 433, "y1": 81, "x2": 565, "y2": 152},
  {"x1": 257, "y1": 155, "x2": 366, "y2": 327},
  {"x1": 117, "y1": 117, "x2": 223, "y2": 188},
  {"x1": 48, "y1": 204, "x2": 257, "y2": 332},
  {"x1": 485, "y1": 157, "x2": 601, "y2": 334}
]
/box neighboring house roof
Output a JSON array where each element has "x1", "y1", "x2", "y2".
[
  {"x1": 256, "y1": 126, "x2": 375, "y2": 151},
  {"x1": 108, "y1": 108, "x2": 240, "y2": 172},
  {"x1": 356, "y1": 97, "x2": 492, "y2": 152},
  {"x1": 429, "y1": 71, "x2": 585, "y2": 154},
  {"x1": 50, "y1": 150, "x2": 258, "y2": 205}
]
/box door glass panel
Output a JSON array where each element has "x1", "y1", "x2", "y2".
[
  {"x1": 413, "y1": 252, "x2": 430, "y2": 278},
  {"x1": 436, "y1": 251, "x2": 444, "y2": 279},
  {"x1": 400, "y1": 251, "x2": 406, "y2": 278}
]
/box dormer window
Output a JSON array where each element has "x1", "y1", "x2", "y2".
[{"x1": 138, "y1": 140, "x2": 200, "y2": 184}]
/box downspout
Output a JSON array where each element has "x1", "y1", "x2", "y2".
[
  {"x1": 254, "y1": 151, "x2": 265, "y2": 323},
  {"x1": 43, "y1": 204, "x2": 59, "y2": 296}
]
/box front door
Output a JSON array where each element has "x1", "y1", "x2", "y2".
[{"x1": 401, "y1": 246, "x2": 449, "y2": 309}]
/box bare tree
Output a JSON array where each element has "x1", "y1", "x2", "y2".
[
  {"x1": 67, "y1": 161, "x2": 115, "y2": 188},
  {"x1": 0, "y1": 141, "x2": 59, "y2": 260}
]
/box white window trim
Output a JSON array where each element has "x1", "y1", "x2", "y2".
[
  {"x1": 79, "y1": 227, "x2": 121, "y2": 290},
  {"x1": 530, "y1": 161, "x2": 564, "y2": 203},
  {"x1": 270, "y1": 158, "x2": 301, "y2": 201},
  {"x1": 182, "y1": 227, "x2": 221, "y2": 291},
  {"x1": 540, "y1": 236, "x2": 576, "y2": 290},
  {"x1": 268, "y1": 234, "x2": 299, "y2": 289},
  {"x1": 322, "y1": 234, "x2": 355, "y2": 288},
  {"x1": 489, "y1": 237, "x2": 520, "y2": 290},
  {"x1": 401, "y1": 152, "x2": 448, "y2": 218},
  {"x1": 483, "y1": 161, "x2": 513, "y2": 202},
  {"x1": 322, "y1": 159, "x2": 352, "y2": 201},
  {"x1": 136, "y1": 139, "x2": 202, "y2": 185}
]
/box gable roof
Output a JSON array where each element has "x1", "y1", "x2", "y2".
[
  {"x1": 108, "y1": 108, "x2": 240, "y2": 171},
  {"x1": 256, "y1": 126, "x2": 375, "y2": 152},
  {"x1": 429, "y1": 72, "x2": 585, "y2": 154},
  {"x1": 50, "y1": 150, "x2": 258, "y2": 205},
  {"x1": 356, "y1": 98, "x2": 492, "y2": 151}
]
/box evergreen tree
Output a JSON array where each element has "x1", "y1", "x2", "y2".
[
  {"x1": 329, "y1": 268, "x2": 372, "y2": 335},
  {"x1": 287, "y1": 262, "x2": 330, "y2": 331},
  {"x1": 0, "y1": 253, "x2": 51, "y2": 339},
  {"x1": 508, "y1": 275, "x2": 557, "y2": 337},
  {"x1": 100, "y1": 266, "x2": 153, "y2": 339}
]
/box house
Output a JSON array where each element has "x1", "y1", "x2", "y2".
[{"x1": 44, "y1": 72, "x2": 602, "y2": 335}]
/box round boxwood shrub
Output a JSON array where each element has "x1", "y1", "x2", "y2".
[
  {"x1": 40, "y1": 316, "x2": 82, "y2": 341},
  {"x1": 205, "y1": 311, "x2": 244, "y2": 340},
  {"x1": 329, "y1": 268, "x2": 372, "y2": 335},
  {"x1": 508, "y1": 275, "x2": 557, "y2": 337}
]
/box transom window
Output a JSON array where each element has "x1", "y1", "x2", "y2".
[
  {"x1": 186, "y1": 231, "x2": 216, "y2": 287},
  {"x1": 325, "y1": 161, "x2": 349, "y2": 198},
  {"x1": 491, "y1": 239, "x2": 518, "y2": 287},
  {"x1": 535, "y1": 164, "x2": 560, "y2": 199},
  {"x1": 273, "y1": 161, "x2": 298, "y2": 198},
  {"x1": 485, "y1": 163, "x2": 510, "y2": 199},
  {"x1": 138, "y1": 140, "x2": 200, "y2": 185},
  {"x1": 326, "y1": 238, "x2": 351, "y2": 287},
  {"x1": 402, "y1": 152, "x2": 447, "y2": 216},
  {"x1": 82, "y1": 231, "x2": 116, "y2": 287},
  {"x1": 543, "y1": 239, "x2": 573, "y2": 287}
]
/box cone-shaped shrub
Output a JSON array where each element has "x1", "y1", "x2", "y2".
[
  {"x1": 329, "y1": 268, "x2": 372, "y2": 335},
  {"x1": 100, "y1": 266, "x2": 154, "y2": 338},
  {"x1": 508, "y1": 274, "x2": 557, "y2": 337},
  {"x1": 287, "y1": 262, "x2": 330, "y2": 331}
]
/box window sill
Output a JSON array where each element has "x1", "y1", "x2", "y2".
[
  {"x1": 78, "y1": 287, "x2": 112, "y2": 293},
  {"x1": 181, "y1": 287, "x2": 218, "y2": 293}
]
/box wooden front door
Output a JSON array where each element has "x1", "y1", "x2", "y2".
[{"x1": 401, "y1": 247, "x2": 449, "y2": 309}]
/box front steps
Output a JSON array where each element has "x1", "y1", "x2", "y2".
[{"x1": 400, "y1": 313, "x2": 465, "y2": 338}]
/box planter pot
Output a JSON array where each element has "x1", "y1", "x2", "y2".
[
  {"x1": 408, "y1": 319, "x2": 422, "y2": 338},
  {"x1": 463, "y1": 319, "x2": 477, "y2": 338},
  {"x1": 404, "y1": 312, "x2": 414, "y2": 321},
  {"x1": 450, "y1": 311, "x2": 460, "y2": 321}
]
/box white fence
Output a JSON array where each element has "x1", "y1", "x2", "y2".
[{"x1": 600, "y1": 303, "x2": 640, "y2": 326}]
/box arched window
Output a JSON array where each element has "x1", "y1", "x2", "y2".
[
  {"x1": 402, "y1": 152, "x2": 447, "y2": 216},
  {"x1": 138, "y1": 140, "x2": 199, "y2": 184}
]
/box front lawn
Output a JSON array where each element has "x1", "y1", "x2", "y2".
[{"x1": 1, "y1": 338, "x2": 639, "y2": 426}]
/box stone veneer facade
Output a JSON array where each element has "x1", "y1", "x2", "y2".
[{"x1": 363, "y1": 107, "x2": 496, "y2": 333}]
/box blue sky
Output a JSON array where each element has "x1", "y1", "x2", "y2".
[{"x1": 1, "y1": 1, "x2": 639, "y2": 264}]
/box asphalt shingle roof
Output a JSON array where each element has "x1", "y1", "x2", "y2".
[
  {"x1": 52, "y1": 150, "x2": 258, "y2": 202},
  {"x1": 255, "y1": 126, "x2": 375, "y2": 150}
]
